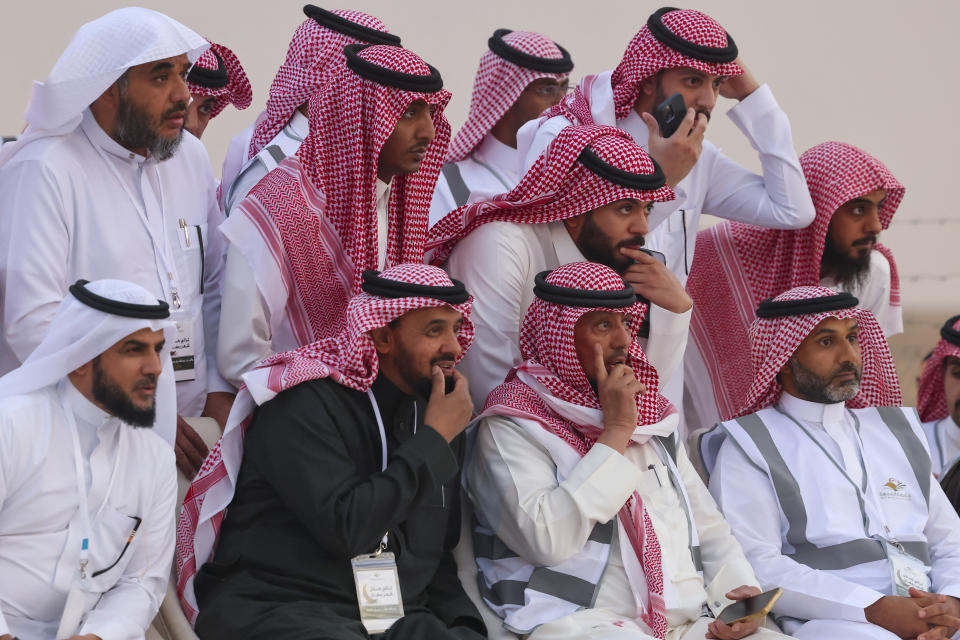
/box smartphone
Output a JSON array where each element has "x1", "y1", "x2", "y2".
[
  {"x1": 637, "y1": 248, "x2": 666, "y2": 265},
  {"x1": 717, "y1": 587, "x2": 783, "y2": 625},
  {"x1": 654, "y1": 92, "x2": 687, "y2": 138}
]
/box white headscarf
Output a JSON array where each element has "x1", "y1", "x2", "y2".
[
  {"x1": 0, "y1": 6, "x2": 208, "y2": 167},
  {"x1": 0, "y1": 279, "x2": 178, "y2": 443}
]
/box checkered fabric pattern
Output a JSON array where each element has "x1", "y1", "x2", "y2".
[
  {"x1": 736, "y1": 286, "x2": 902, "y2": 419},
  {"x1": 688, "y1": 141, "x2": 905, "y2": 420},
  {"x1": 187, "y1": 41, "x2": 252, "y2": 119},
  {"x1": 426, "y1": 124, "x2": 674, "y2": 265},
  {"x1": 445, "y1": 30, "x2": 571, "y2": 162},
  {"x1": 483, "y1": 261, "x2": 670, "y2": 638},
  {"x1": 543, "y1": 8, "x2": 742, "y2": 125},
  {"x1": 175, "y1": 264, "x2": 474, "y2": 623},
  {"x1": 232, "y1": 44, "x2": 451, "y2": 344},
  {"x1": 918, "y1": 316, "x2": 960, "y2": 422},
  {"x1": 248, "y1": 9, "x2": 394, "y2": 157}
]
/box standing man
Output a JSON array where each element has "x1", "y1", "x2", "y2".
[
  {"x1": 0, "y1": 8, "x2": 233, "y2": 473},
  {"x1": 467, "y1": 262, "x2": 787, "y2": 640},
  {"x1": 0, "y1": 279, "x2": 178, "y2": 639},
  {"x1": 918, "y1": 315, "x2": 960, "y2": 476},
  {"x1": 430, "y1": 28, "x2": 573, "y2": 225},
  {"x1": 685, "y1": 141, "x2": 905, "y2": 433},
  {"x1": 221, "y1": 5, "x2": 400, "y2": 213},
  {"x1": 428, "y1": 125, "x2": 690, "y2": 406},
  {"x1": 184, "y1": 40, "x2": 252, "y2": 140},
  {"x1": 177, "y1": 265, "x2": 484, "y2": 639},
  {"x1": 709, "y1": 287, "x2": 960, "y2": 640},
  {"x1": 217, "y1": 44, "x2": 451, "y2": 388}
]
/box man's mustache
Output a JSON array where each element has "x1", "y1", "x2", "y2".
[
  {"x1": 831, "y1": 362, "x2": 861, "y2": 381},
  {"x1": 852, "y1": 235, "x2": 877, "y2": 247}
]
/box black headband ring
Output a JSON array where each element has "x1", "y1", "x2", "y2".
[
  {"x1": 361, "y1": 271, "x2": 469, "y2": 304},
  {"x1": 69, "y1": 280, "x2": 170, "y2": 319},
  {"x1": 646, "y1": 7, "x2": 738, "y2": 64},
  {"x1": 756, "y1": 292, "x2": 859, "y2": 319},
  {"x1": 578, "y1": 147, "x2": 666, "y2": 191},
  {"x1": 941, "y1": 315, "x2": 960, "y2": 347},
  {"x1": 187, "y1": 51, "x2": 229, "y2": 89},
  {"x1": 487, "y1": 28, "x2": 573, "y2": 74},
  {"x1": 534, "y1": 271, "x2": 637, "y2": 309},
  {"x1": 303, "y1": 5, "x2": 402, "y2": 46},
  {"x1": 344, "y1": 44, "x2": 443, "y2": 93}
]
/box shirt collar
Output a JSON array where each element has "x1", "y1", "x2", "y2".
[
  {"x1": 80, "y1": 108, "x2": 147, "y2": 164},
  {"x1": 376, "y1": 178, "x2": 391, "y2": 204},
  {"x1": 288, "y1": 109, "x2": 309, "y2": 141},
  {"x1": 63, "y1": 377, "x2": 113, "y2": 427},
  {"x1": 778, "y1": 390, "x2": 847, "y2": 425},
  {"x1": 548, "y1": 220, "x2": 587, "y2": 265},
  {"x1": 474, "y1": 133, "x2": 520, "y2": 179}
]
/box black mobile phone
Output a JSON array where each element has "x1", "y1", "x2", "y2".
[
  {"x1": 444, "y1": 375, "x2": 456, "y2": 394},
  {"x1": 637, "y1": 248, "x2": 666, "y2": 265},
  {"x1": 653, "y1": 92, "x2": 687, "y2": 138},
  {"x1": 717, "y1": 587, "x2": 783, "y2": 625}
]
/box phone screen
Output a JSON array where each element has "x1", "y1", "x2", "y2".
[{"x1": 717, "y1": 588, "x2": 782, "y2": 625}]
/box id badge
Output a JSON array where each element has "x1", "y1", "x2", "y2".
[
  {"x1": 882, "y1": 539, "x2": 931, "y2": 596},
  {"x1": 170, "y1": 315, "x2": 196, "y2": 383},
  {"x1": 56, "y1": 579, "x2": 99, "y2": 639},
  {"x1": 351, "y1": 551, "x2": 404, "y2": 633}
]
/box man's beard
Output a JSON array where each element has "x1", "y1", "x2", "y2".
[
  {"x1": 575, "y1": 213, "x2": 644, "y2": 275},
  {"x1": 789, "y1": 358, "x2": 861, "y2": 404},
  {"x1": 821, "y1": 234, "x2": 874, "y2": 290},
  {"x1": 91, "y1": 357, "x2": 157, "y2": 427},
  {"x1": 395, "y1": 343, "x2": 458, "y2": 398},
  {"x1": 113, "y1": 93, "x2": 185, "y2": 161}
]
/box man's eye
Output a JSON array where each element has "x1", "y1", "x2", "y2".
[
  {"x1": 644, "y1": 203, "x2": 654, "y2": 214},
  {"x1": 154, "y1": 74, "x2": 167, "y2": 84},
  {"x1": 819, "y1": 338, "x2": 832, "y2": 347}
]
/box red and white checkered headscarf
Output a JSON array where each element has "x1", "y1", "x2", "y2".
[
  {"x1": 482, "y1": 261, "x2": 672, "y2": 638},
  {"x1": 427, "y1": 124, "x2": 674, "y2": 266},
  {"x1": 230, "y1": 44, "x2": 451, "y2": 345},
  {"x1": 736, "y1": 286, "x2": 901, "y2": 419},
  {"x1": 186, "y1": 41, "x2": 252, "y2": 119},
  {"x1": 445, "y1": 29, "x2": 572, "y2": 163},
  {"x1": 175, "y1": 264, "x2": 474, "y2": 623},
  {"x1": 918, "y1": 316, "x2": 960, "y2": 422},
  {"x1": 248, "y1": 8, "x2": 398, "y2": 157},
  {"x1": 688, "y1": 141, "x2": 904, "y2": 420},
  {"x1": 542, "y1": 8, "x2": 742, "y2": 126}
]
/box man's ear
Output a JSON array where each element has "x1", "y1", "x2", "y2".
[
  {"x1": 638, "y1": 75, "x2": 658, "y2": 97},
  {"x1": 563, "y1": 214, "x2": 586, "y2": 242},
  {"x1": 369, "y1": 326, "x2": 393, "y2": 356}
]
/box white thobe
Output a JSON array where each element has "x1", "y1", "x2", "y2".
[
  {"x1": 0, "y1": 110, "x2": 231, "y2": 423},
  {"x1": 924, "y1": 416, "x2": 960, "y2": 477},
  {"x1": 683, "y1": 249, "x2": 904, "y2": 437},
  {"x1": 710, "y1": 393, "x2": 960, "y2": 637},
  {"x1": 444, "y1": 219, "x2": 691, "y2": 407},
  {"x1": 217, "y1": 178, "x2": 392, "y2": 387},
  {"x1": 430, "y1": 133, "x2": 521, "y2": 226},
  {"x1": 466, "y1": 415, "x2": 788, "y2": 639},
  {"x1": 223, "y1": 110, "x2": 308, "y2": 216},
  {"x1": 218, "y1": 121, "x2": 256, "y2": 211},
  {"x1": 0, "y1": 381, "x2": 177, "y2": 639}
]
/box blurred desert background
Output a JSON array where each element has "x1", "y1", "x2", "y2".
[{"x1": 2, "y1": 1, "x2": 956, "y2": 400}]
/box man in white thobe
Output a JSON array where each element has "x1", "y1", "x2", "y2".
[
  {"x1": 429, "y1": 28, "x2": 572, "y2": 226},
  {"x1": 467, "y1": 262, "x2": 789, "y2": 640},
  {"x1": 0, "y1": 279, "x2": 178, "y2": 639},
  {"x1": 708, "y1": 287, "x2": 960, "y2": 640},
  {"x1": 0, "y1": 8, "x2": 233, "y2": 476},
  {"x1": 918, "y1": 315, "x2": 960, "y2": 476}
]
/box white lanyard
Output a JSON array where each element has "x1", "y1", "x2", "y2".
[
  {"x1": 365, "y1": 389, "x2": 418, "y2": 551},
  {"x1": 85, "y1": 128, "x2": 183, "y2": 309},
  {"x1": 58, "y1": 381, "x2": 123, "y2": 583}
]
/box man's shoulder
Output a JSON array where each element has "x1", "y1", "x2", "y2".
[
  {"x1": 261, "y1": 377, "x2": 363, "y2": 420},
  {"x1": 0, "y1": 388, "x2": 57, "y2": 443},
  {"x1": 2, "y1": 130, "x2": 89, "y2": 174}
]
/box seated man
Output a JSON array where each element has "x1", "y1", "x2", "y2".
[
  {"x1": 177, "y1": 264, "x2": 485, "y2": 639},
  {"x1": 430, "y1": 28, "x2": 573, "y2": 224},
  {"x1": 686, "y1": 142, "x2": 905, "y2": 432},
  {"x1": 184, "y1": 40, "x2": 252, "y2": 140},
  {"x1": 709, "y1": 286, "x2": 960, "y2": 640},
  {"x1": 0, "y1": 279, "x2": 177, "y2": 639},
  {"x1": 918, "y1": 315, "x2": 960, "y2": 476},
  {"x1": 428, "y1": 124, "x2": 691, "y2": 406},
  {"x1": 467, "y1": 262, "x2": 788, "y2": 640}
]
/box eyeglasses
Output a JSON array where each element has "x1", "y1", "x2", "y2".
[{"x1": 526, "y1": 83, "x2": 571, "y2": 99}]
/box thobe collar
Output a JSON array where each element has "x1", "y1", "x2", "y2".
[
  {"x1": 62, "y1": 377, "x2": 119, "y2": 462},
  {"x1": 375, "y1": 178, "x2": 391, "y2": 269},
  {"x1": 63, "y1": 377, "x2": 113, "y2": 428},
  {"x1": 938, "y1": 415, "x2": 960, "y2": 460},
  {"x1": 286, "y1": 109, "x2": 309, "y2": 143},
  {"x1": 370, "y1": 373, "x2": 422, "y2": 443},
  {"x1": 547, "y1": 220, "x2": 587, "y2": 266},
  {"x1": 80, "y1": 108, "x2": 149, "y2": 165},
  {"x1": 777, "y1": 390, "x2": 847, "y2": 426},
  {"x1": 473, "y1": 132, "x2": 520, "y2": 188}
]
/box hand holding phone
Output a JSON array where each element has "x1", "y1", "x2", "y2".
[
  {"x1": 653, "y1": 93, "x2": 687, "y2": 138},
  {"x1": 717, "y1": 587, "x2": 782, "y2": 626}
]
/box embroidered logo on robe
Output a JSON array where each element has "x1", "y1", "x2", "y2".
[{"x1": 880, "y1": 478, "x2": 910, "y2": 499}]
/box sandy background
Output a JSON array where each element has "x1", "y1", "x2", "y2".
[{"x1": 2, "y1": 1, "x2": 956, "y2": 396}]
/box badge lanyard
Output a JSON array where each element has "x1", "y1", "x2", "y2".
[
  {"x1": 651, "y1": 437, "x2": 702, "y2": 575},
  {"x1": 87, "y1": 133, "x2": 183, "y2": 310}
]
